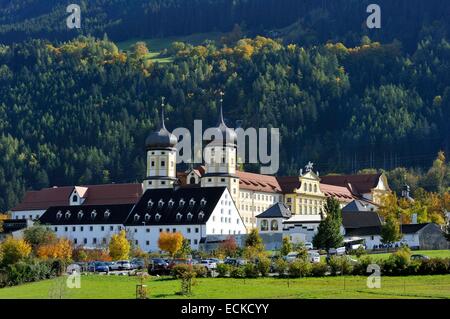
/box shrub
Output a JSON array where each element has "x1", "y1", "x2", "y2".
[
  {"x1": 192, "y1": 264, "x2": 208, "y2": 278},
  {"x1": 216, "y1": 264, "x2": 230, "y2": 277},
  {"x1": 257, "y1": 257, "x2": 271, "y2": 277},
  {"x1": 352, "y1": 256, "x2": 374, "y2": 276},
  {"x1": 383, "y1": 247, "x2": 411, "y2": 275},
  {"x1": 230, "y1": 266, "x2": 245, "y2": 278},
  {"x1": 353, "y1": 246, "x2": 367, "y2": 258},
  {"x1": 275, "y1": 258, "x2": 288, "y2": 277},
  {"x1": 311, "y1": 262, "x2": 328, "y2": 277},
  {"x1": 171, "y1": 264, "x2": 192, "y2": 279},
  {"x1": 328, "y1": 256, "x2": 353, "y2": 275},
  {"x1": 419, "y1": 258, "x2": 450, "y2": 275},
  {"x1": 288, "y1": 259, "x2": 312, "y2": 278},
  {"x1": 244, "y1": 263, "x2": 259, "y2": 278},
  {"x1": 0, "y1": 259, "x2": 56, "y2": 288}
]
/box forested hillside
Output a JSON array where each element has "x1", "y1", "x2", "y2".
[
  {"x1": 0, "y1": 35, "x2": 449, "y2": 211},
  {"x1": 1, "y1": 0, "x2": 450, "y2": 51},
  {"x1": 0, "y1": 1, "x2": 449, "y2": 211}
]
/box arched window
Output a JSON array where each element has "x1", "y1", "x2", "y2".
[
  {"x1": 313, "y1": 184, "x2": 317, "y2": 193},
  {"x1": 72, "y1": 195, "x2": 78, "y2": 202},
  {"x1": 308, "y1": 184, "x2": 312, "y2": 192},
  {"x1": 271, "y1": 220, "x2": 279, "y2": 231},
  {"x1": 189, "y1": 177, "x2": 196, "y2": 184},
  {"x1": 261, "y1": 220, "x2": 269, "y2": 231}
]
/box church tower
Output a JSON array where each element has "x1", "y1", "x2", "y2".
[
  {"x1": 201, "y1": 92, "x2": 240, "y2": 203},
  {"x1": 144, "y1": 98, "x2": 178, "y2": 191}
]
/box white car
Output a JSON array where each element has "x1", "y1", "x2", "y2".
[
  {"x1": 109, "y1": 260, "x2": 132, "y2": 271},
  {"x1": 284, "y1": 252, "x2": 299, "y2": 263},
  {"x1": 304, "y1": 242, "x2": 314, "y2": 250},
  {"x1": 307, "y1": 251, "x2": 321, "y2": 263},
  {"x1": 200, "y1": 260, "x2": 217, "y2": 270}
]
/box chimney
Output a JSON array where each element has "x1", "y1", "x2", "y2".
[{"x1": 411, "y1": 213, "x2": 418, "y2": 224}]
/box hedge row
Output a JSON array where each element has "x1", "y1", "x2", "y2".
[{"x1": 0, "y1": 259, "x2": 66, "y2": 288}]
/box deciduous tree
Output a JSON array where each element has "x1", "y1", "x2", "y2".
[
  {"x1": 0, "y1": 237, "x2": 32, "y2": 265},
  {"x1": 158, "y1": 232, "x2": 183, "y2": 257},
  {"x1": 109, "y1": 230, "x2": 130, "y2": 260}
]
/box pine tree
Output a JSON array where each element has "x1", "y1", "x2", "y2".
[{"x1": 312, "y1": 197, "x2": 344, "y2": 250}]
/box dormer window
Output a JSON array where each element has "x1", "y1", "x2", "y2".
[
  {"x1": 200, "y1": 198, "x2": 207, "y2": 207},
  {"x1": 155, "y1": 213, "x2": 161, "y2": 222},
  {"x1": 56, "y1": 210, "x2": 63, "y2": 220},
  {"x1": 134, "y1": 214, "x2": 140, "y2": 222},
  {"x1": 72, "y1": 195, "x2": 78, "y2": 202},
  {"x1": 104, "y1": 209, "x2": 111, "y2": 219},
  {"x1": 187, "y1": 212, "x2": 193, "y2": 221},
  {"x1": 176, "y1": 212, "x2": 182, "y2": 221},
  {"x1": 179, "y1": 198, "x2": 185, "y2": 208},
  {"x1": 144, "y1": 213, "x2": 151, "y2": 221},
  {"x1": 65, "y1": 210, "x2": 71, "y2": 219},
  {"x1": 77, "y1": 210, "x2": 84, "y2": 219},
  {"x1": 147, "y1": 199, "x2": 154, "y2": 208},
  {"x1": 168, "y1": 198, "x2": 175, "y2": 208},
  {"x1": 91, "y1": 210, "x2": 97, "y2": 220},
  {"x1": 198, "y1": 211, "x2": 205, "y2": 221},
  {"x1": 189, "y1": 198, "x2": 195, "y2": 207},
  {"x1": 158, "y1": 199, "x2": 164, "y2": 208}
]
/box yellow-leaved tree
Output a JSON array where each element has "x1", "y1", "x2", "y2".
[
  {"x1": 158, "y1": 232, "x2": 183, "y2": 257},
  {"x1": 109, "y1": 230, "x2": 130, "y2": 260},
  {"x1": 37, "y1": 238, "x2": 73, "y2": 261},
  {"x1": 0, "y1": 237, "x2": 32, "y2": 265}
]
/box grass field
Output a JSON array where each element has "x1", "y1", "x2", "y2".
[
  {"x1": 117, "y1": 31, "x2": 225, "y2": 63},
  {"x1": 0, "y1": 274, "x2": 449, "y2": 299}
]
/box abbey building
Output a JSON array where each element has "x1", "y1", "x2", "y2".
[{"x1": 8, "y1": 105, "x2": 391, "y2": 251}]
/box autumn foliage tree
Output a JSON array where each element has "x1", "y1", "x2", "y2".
[
  {"x1": 37, "y1": 238, "x2": 73, "y2": 261},
  {"x1": 0, "y1": 237, "x2": 32, "y2": 265},
  {"x1": 158, "y1": 232, "x2": 183, "y2": 257},
  {"x1": 109, "y1": 230, "x2": 130, "y2": 261},
  {"x1": 219, "y1": 236, "x2": 238, "y2": 257}
]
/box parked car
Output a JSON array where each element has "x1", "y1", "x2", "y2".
[
  {"x1": 284, "y1": 252, "x2": 299, "y2": 263},
  {"x1": 88, "y1": 261, "x2": 110, "y2": 273},
  {"x1": 109, "y1": 260, "x2": 132, "y2": 271},
  {"x1": 131, "y1": 258, "x2": 145, "y2": 270},
  {"x1": 208, "y1": 258, "x2": 223, "y2": 264},
  {"x1": 224, "y1": 258, "x2": 247, "y2": 266},
  {"x1": 307, "y1": 251, "x2": 321, "y2": 263},
  {"x1": 304, "y1": 242, "x2": 314, "y2": 250},
  {"x1": 149, "y1": 258, "x2": 169, "y2": 275},
  {"x1": 200, "y1": 259, "x2": 217, "y2": 271},
  {"x1": 411, "y1": 254, "x2": 430, "y2": 261},
  {"x1": 168, "y1": 258, "x2": 193, "y2": 270}
]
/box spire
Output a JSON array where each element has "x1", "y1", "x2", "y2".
[
  {"x1": 160, "y1": 96, "x2": 166, "y2": 130},
  {"x1": 219, "y1": 90, "x2": 225, "y2": 125}
]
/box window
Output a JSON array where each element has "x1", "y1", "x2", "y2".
[
  {"x1": 89, "y1": 226, "x2": 93, "y2": 232},
  {"x1": 80, "y1": 226, "x2": 84, "y2": 232},
  {"x1": 195, "y1": 228, "x2": 199, "y2": 233},
  {"x1": 135, "y1": 240, "x2": 138, "y2": 245},
  {"x1": 187, "y1": 228, "x2": 191, "y2": 233},
  {"x1": 101, "y1": 226, "x2": 105, "y2": 231},
  {"x1": 72, "y1": 226, "x2": 76, "y2": 231},
  {"x1": 146, "y1": 228, "x2": 150, "y2": 233},
  {"x1": 93, "y1": 238, "x2": 97, "y2": 244},
  {"x1": 190, "y1": 177, "x2": 196, "y2": 184},
  {"x1": 194, "y1": 239, "x2": 198, "y2": 245},
  {"x1": 261, "y1": 220, "x2": 269, "y2": 231},
  {"x1": 161, "y1": 181, "x2": 166, "y2": 185},
  {"x1": 74, "y1": 238, "x2": 77, "y2": 244},
  {"x1": 146, "y1": 241, "x2": 150, "y2": 246},
  {"x1": 110, "y1": 226, "x2": 113, "y2": 231},
  {"x1": 172, "y1": 228, "x2": 176, "y2": 233},
  {"x1": 271, "y1": 220, "x2": 279, "y2": 231},
  {"x1": 151, "y1": 161, "x2": 155, "y2": 167},
  {"x1": 72, "y1": 195, "x2": 78, "y2": 202},
  {"x1": 64, "y1": 227, "x2": 68, "y2": 232},
  {"x1": 161, "y1": 160, "x2": 165, "y2": 167},
  {"x1": 54, "y1": 227, "x2": 58, "y2": 232},
  {"x1": 221, "y1": 178, "x2": 225, "y2": 182},
  {"x1": 83, "y1": 238, "x2": 87, "y2": 244}
]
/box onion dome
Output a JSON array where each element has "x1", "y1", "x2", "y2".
[
  {"x1": 145, "y1": 104, "x2": 178, "y2": 150},
  {"x1": 207, "y1": 104, "x2": 237, "y2": 147}
]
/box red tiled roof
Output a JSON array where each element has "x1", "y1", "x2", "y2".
[
  {"x1": 236, "y1": 171, "x2": 282, "y2": 193},
  {"x1": 320, "y1": 174, "x2": 382, "y2": 195},
  {"x1": 320, "y1": 183, "x2": 355, "y2": 203},
  {"x1": 12, "y1": 183, "x2": 143, "y2": 211}
]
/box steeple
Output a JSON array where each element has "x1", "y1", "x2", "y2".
[
  {"x1": 209, "y1": 90, "x2": 237, "y2": 146},
  {"x1": 145, "y1": 97, "x2": 178, "y2": 150}
]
